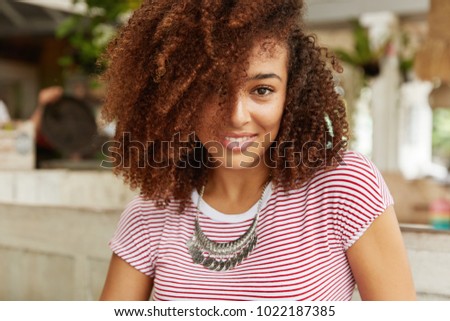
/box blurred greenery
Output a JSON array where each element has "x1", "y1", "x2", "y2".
[
  {"x1": 432, "y1": 108, "x2": 450, "y2": 167},
  {"x1": 56, "y1": 0, "x2": 142, "y2": 75},
  {"x1": 334, "y1": 20, "x2": 388, "y2": 80},
  {"x1": 398, "y1": 31, "x2": 415, "y2": 81}
]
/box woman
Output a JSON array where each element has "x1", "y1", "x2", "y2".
[{"x1": 100, "y1": 0, "x2": 415, "y2": 300}]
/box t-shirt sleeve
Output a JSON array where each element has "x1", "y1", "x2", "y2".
[
  {"x1": 332, "y1": 152, "x2": 394, "y2": 251},
  {"x1": 109, "y1": 196, "x2": 156, "y2": 277}
]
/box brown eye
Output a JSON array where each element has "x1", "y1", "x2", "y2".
[{"x1": 254, "y1": 87, "x2": 273, "y2": 96}]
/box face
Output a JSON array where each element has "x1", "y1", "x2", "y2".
[{"x1": 196, "y1": 39, "x2": 288, "y2": 170}]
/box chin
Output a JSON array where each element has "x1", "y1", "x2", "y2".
[{"x1": 214, "y1": 153, "x2": 264, "y2": 170}]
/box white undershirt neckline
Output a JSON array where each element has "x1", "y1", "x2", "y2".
[{"x1": 190, "y1": 182, "x2": 274, "y2": 223}]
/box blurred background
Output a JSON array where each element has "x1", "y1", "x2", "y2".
[{"x1": 0, "y1": 0, "x2": 449, "y2": 300}]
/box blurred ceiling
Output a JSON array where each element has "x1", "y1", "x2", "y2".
[
  {"x1": 305, "y1": 0, "x2": 429, "y2": 24},
  {"x1": 0, "y1": 0, "x2": 431, "y2": 38},
  {"x1": 0, "y1": 0, "x2": 69, "y2": 37},
  {"x1": 16, "y1": 1, "x2": 86, "y2": 13}
]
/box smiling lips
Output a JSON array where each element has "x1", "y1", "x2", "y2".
[{"x1": 220, "y1": 133, "x2": 258, "y2": 152}]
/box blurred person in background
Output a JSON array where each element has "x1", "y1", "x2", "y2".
[
  {"x1": 29, "y1": 85, "x2": 107, "y2": 167},
  {"x1": 30, "y1": 86, "x2": 64, "y2": 166}
]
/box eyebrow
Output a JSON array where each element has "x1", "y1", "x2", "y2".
[{"x1": 247, "y1": 73, "x2": 282, "y2": 82}]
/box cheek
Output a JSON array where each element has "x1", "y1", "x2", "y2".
[
  {"x1": 272, "y1": 95, "x2": 287, "y2": 129},
  {"x1": 259, "y1": 104, "x2": 285, "y2": 132}
]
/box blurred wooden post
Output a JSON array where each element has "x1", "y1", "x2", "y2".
[{"x1": 415, "y1": 0, "x2": 450, "y2": 83}]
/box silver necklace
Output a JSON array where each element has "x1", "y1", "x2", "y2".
[{"x1": 186, "y1": 180, "x2": 271, "y2": 271}]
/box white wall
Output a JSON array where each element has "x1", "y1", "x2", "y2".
[
  {"x1": 0, "y1": 203, "x2": 119, "y2": 300},
  {"x1": 0, "y1": 170, "x2": 137, "y2": 209}
]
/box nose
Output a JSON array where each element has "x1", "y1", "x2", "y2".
[{"x1": 230, "y1": 95, "x2": 251, "y2": 128}]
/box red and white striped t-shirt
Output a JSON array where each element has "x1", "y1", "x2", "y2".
[{"x1": 109, "y1": 151, "x2": 394, "y2": 300}]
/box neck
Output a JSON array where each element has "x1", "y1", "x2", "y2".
[{"x1": 205, "y1": 162, "x2": 271, "y2": 204}]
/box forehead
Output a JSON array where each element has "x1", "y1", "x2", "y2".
[
  {"x1": 247, "y1": 39, "x2": 288, "y2": 72},
  {"x1": 252, "y1": 39, "x2": 287, "y2": 57}
]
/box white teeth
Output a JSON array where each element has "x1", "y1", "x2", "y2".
[{"x1": 225, "y1": 136, "x2": 253, "y2": 143}]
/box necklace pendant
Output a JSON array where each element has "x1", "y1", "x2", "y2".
[
  {"x1": 224, "y1": 259, "x2": 233, "y2": 270},
  {"x1": 203, "y1": 257, "x2": 214, "y2": 268},
  {"x1": 187, "y1": 180, "x2": 270, "y2": 271},
  {"x1": 209, "y1": 259, "x2": 221, "y2": 271},
  {"x1": 217, "y1": 260, "x2": 226, "y2": 271},
  {"x1": 193, "y1": 250, "x2": 204, "y2": 264}
]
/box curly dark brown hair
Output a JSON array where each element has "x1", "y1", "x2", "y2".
[{"x1": 101, "y1": 0, "x2": 349, "y2": 212}]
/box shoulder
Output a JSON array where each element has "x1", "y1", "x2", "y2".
[
  {"x1": 307, "y1": 150, "x2": 394, "y2": 250},
  {"x1": 335, "y1": 150, "x2": 381, "y2": 175},
  {"x1": 326, "y1": 150, "x2": 382, "y2": 179},
  {"x1": 109, "y1": 195, "x2": 167, "y2": 278},
  {"x1": 121, "y1": 194, "x2": 184, "y2": 215},
  {"x1": 114, "y1": 194, "x2": 181, "y2": 237},
  {"x1": 285, "y1": 150, "x2": 394, "y2": 216},
  {"x1": 307, "y1": 150, "x2": 390, "y2": 195},
  {"x1": 110, "y1": 194, "x2": 183, "y2": 253}
]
